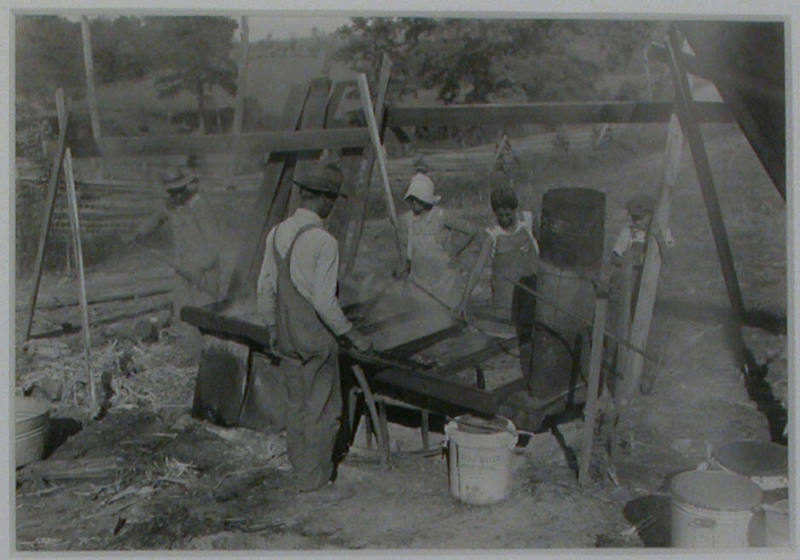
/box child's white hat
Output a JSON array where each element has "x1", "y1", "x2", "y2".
[{"x1": 404, "y1": 173, "x2": 441, "y2": 205}]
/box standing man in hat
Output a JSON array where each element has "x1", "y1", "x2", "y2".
[
  {"x1": 257, "y1": 162, "x2": 372, "y2": 492},
  {"x1": 131, "y1": 158, "x2": 224, "y2": 357}
]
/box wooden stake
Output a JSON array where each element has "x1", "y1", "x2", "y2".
[
  {"x1": 80, "y1": 16, "x2": 101, "y2": 140},
  {"x1": 23, "y1": 89, "x2": 70, "y2": 341},
  {"x1": 63, "y1": 147, "x2": 97, "y2": 411},
  {"x1": 342, "y1": 55, "x2": 393, "y2": 276},
  {"x1": 578, "y1": 296, "x2": 608, "y2": 486},
  {"x1": 607, "y1": 112, "x2": 683, "y2": 473},
  {"x1": 352, "y1": 365, "x2": 389, "y2": 466},
  {"x1": 619, "y1": 112, "x2": 682, "y2": 403},
  {"x1": 230, "y1": 15, "x2": 249, "y2": 176},
  {"x1": 356, "y1": 73, "x2": 404, "y2": 264},
  {"x1": 616, "y1": 249, "x2": 633, "y2": 378}
]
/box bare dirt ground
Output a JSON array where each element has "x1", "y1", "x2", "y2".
[{"x1": 12, "y1": 123, "x2": 789, "y2": 551}]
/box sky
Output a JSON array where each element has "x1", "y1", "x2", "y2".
[{"x1": 247, "y1": 15, "x2": 351, "y2": 40}]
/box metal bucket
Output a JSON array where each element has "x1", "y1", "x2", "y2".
[
  {"x1": 712, "y1": 440, "x2": 788, "y2": 490},
  {"x1": 445, "y1": 415, "x2": 518, "y2": 505},
  {"x1": 764, "y1": 499, "x2": 790, "y2": 547},
  {"x1": 670, "y1": 470, "x2": 763, "y2": 548},
  {"x1": 15, "y1": 397, "x2": 51, "y2": 468}
]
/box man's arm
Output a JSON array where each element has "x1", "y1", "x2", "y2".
[
  {"x1": 256, "y1": 228, "x2": 278, "y2": 331},
  {"x1": 131, "y1": 207, "x2": 169, "y2": 242},
  {"x1": 309, "y1": 234, "x2": 372, "y2": 351}
]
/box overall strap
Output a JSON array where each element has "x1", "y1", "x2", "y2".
[{"x1": 273, "y1": 223, "x2": 320, "y2": 266}]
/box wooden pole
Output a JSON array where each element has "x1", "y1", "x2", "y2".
[
  {"x1": 616, "y1": 249, "x2": 634, "y2": 378},
  {"x1": 578, "y1": 296, "x2": 608, "y2": 486},
  {"x1": 80, "y1": 16, "x2": 101, "y2": 140},
  {"x1": 343, "y1": 55, "x2": 392, "y2": 276},
  {"x1": 619, "y1": 112, "x2": 683, "y2": 403},
  {"x1": 230, "y1": 15, "x2": 249, "y2": 176},
  {"x1": 225, "y1": 83, "x2": 308, "y2": 300},
  {"x1": 607, "y1": 112, "x2": 683, "y2": 471},
  {"x1": 356, "y1": 73, "x2": 404, "y2": 263},
  {"x1": 352, "y1": 365, "x2": 389, "y2": 466},
  {"x1": 665, "y1": 25, "x2": 746, "y2": 321},
  {"x1": 23, "y1": 89, "x2": 70, "y2": 340},
  {"x1": 63, "y1": 147, "x2": 97, "y2": 411}
]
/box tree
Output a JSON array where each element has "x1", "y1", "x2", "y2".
[
  {"x1": 335, "y1": 17, "x2": 662, "y2": 104},
  {"x1": 89, "y1": 16, "x2": 153, "y2": 84},
  {"x1": 15, "y1": 16, "x2": 83, "y2": 104},
  {"x1": 145, "y1": 16, "x2": 239, "y2": 133}
]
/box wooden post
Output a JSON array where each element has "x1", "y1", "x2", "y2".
[
  {"x1": 578, "y1": 295, "x2": 608, "y2": 486},
  {"x1": 616, "y1": 249, "x2": 633, "y2": 378},
  {"x1": 80, "y1": 16, "x2": 101, "y2": 140},
  {"x1": 225, "y1": 83, "x2": 308, "y2": 300},
  {"x1": 619, "y1": 112, "x2": 683, "y2": 403},
  {"x1": 230, "y1": 15, "x2": 249, "y2": 176},
  {"x1": 342, "y1": 55, "x2": 392, "y2": 276},
  {"x1": 607, "y1": 112, "x2": 683, "y2": 471},
  {"x1": 282, "y1": 76, "x2": 332, "y2": 224},
  {"x1": 63, "y1": 147, "x2": 97, "y2": 410},
  {"x1": 23, "y1": 89, "x2": 70, "y2": 340},
  {"x1": 356, "y1": 73, "x2": 404, "y2": 263},
  {"x1": 352, "y1": 365, "x2": 388, "y2": 466},
  {"x1": 666, "y1": 25, "x2": 746, "y2": 321}
]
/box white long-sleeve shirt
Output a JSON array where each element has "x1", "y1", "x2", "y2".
[{"x1": 256, "y1": 208, "x2": 353, "y2": 336}]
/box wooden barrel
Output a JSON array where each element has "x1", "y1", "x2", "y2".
[
  {"x1": 539, "y1": 187, "x2": 605, "y2": 270},
  {"x1": 525, "y1": 260, "x2": 595, "y2": 398}
]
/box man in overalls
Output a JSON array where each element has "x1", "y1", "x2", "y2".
[
  {"x1": 257, "y1": 163, "x2": 372, "y2": 492},
  {"x1": 132, "y1": 161, "x2": 223, "y2": 358}
]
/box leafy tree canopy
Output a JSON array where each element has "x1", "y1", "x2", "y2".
[
  {"x1": 335, "y1": 18, "x2": 664, "y2": 104},
  {"x1": 144, "y1": 16, "x2": 239, "y2": 132},
  {"x1": 16, "y1": 16, "x2": 84, "y2": 104},
  {"x1": 89, "y1": 16, "x2": 154, "y2": 84}
]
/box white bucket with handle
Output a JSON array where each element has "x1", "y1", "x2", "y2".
[
  {"x1": 444, "y1": 414, "x2": 518, "y2": 505},
  {"x1": 670, "y1": 470, "x2": 763, "y2": 548}
]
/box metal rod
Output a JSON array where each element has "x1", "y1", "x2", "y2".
[{"x1": 497, "y1": 273, "x2": 658, "y2": 364}]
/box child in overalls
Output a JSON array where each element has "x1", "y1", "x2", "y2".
[
  {"x1": 609, "y1": 193, "x2": 673, "y2": 393},
  {"x1": 458, "y1": 185, "x2": 540, "y2": 322},
  {"x1": 610, "y1": 194, "x2": 674, "y2": 313}
]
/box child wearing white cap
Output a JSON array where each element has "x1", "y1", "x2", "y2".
[{"x1": 397, "y1": 172, "x2": 464, "y2": 308}]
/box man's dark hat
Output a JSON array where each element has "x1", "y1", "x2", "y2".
[
  {"x1": 292, "y1": 163, "x2": 346, "y2": 198},
  {"x1": 162, "y1": 166, "x2": 197, "y2": 196},
  {"x1": 626, "y1": 194, "x2": 655, "y2": 216}
]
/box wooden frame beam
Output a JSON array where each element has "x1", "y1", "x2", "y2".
[
  {"x1": 385, "y1": 101, "x2": 733, "y2": 128},
  {"x1": 666, "y1": 25, "x2": 746, "y2": 321},
  {"x1": 342, "y1": 54, "x2": 393, "y2": 276},
  {"x1": 225, "y1": 82, "x2": 314, "y2": 299},
  {"x1": 426, "y1": 336, "x2": 518, "y2": 379},
  {"x1": 648, "y1": 44, "x2": 784, "y2": 105},
  {"x1": 60, "y1": 127, "x2": 370, "y2": 159},
  {"x1": 650, "y1": 43, "x2": 785, "y2": 199},
  {"x1": 23, "y1": 89, "x2": 70, "y2": 341}
]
